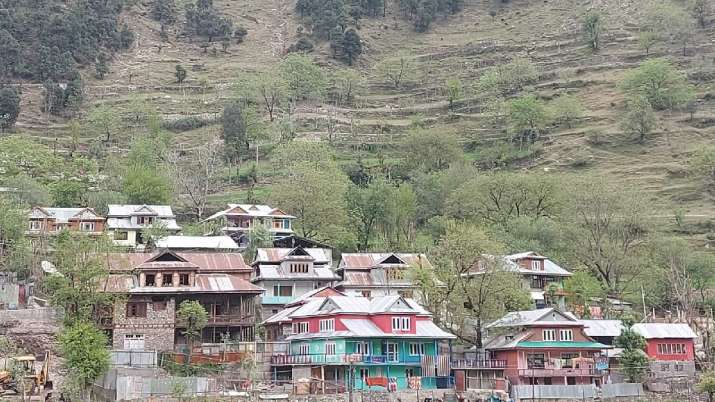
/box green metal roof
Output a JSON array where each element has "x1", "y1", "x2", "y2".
[{"x1": 516, "y1": 341, "x2": 609, "y2": 349}]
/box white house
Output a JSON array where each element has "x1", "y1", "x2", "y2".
[{"x1": 106, "y1": 205, "x2": 181, "y2": 248}]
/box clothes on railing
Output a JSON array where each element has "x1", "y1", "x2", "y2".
[{"x1": 365, "y1": 376, "x2": 388, "y2": 387}]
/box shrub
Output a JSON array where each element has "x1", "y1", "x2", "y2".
[{"x1": 162, "y1": 115, "x2": 214, "y2": 132}]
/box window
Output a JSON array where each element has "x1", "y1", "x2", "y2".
[
  {"x1": 292, "y1": 322, "x2": 309, "y2": 334},
  {"x1": 385, "y1": 342, "x2": 398, "y2": 362},
  {"x1": 559, "y1": 329, "x2": 573, "y2": 341},
  {"x1": 179, "y1": 274, "x2": 190, "y2": 286},
  {"x1": 527, "y1": 353, "x2": 545, "y2": 369},
  {"x1": 272, "y1": 309, "x2": 279, "y2": 315},
  {"x1": 531, "y1": 276, "x2": 546, "y2": 289},
  {"x1": 162, "y1": 274, "x2": 173, "y2": 287},
  {"x1": 274, "y1": 285, "x2": 293, "y2": 297},
  {"x1": 137, "y1": 216, "x2": 154, "y2": 225},
  {"x1": 126, "y1": 302, "x2": 147, "y2": 318},
  {"x1": 409, "y1": 343, "x2": 425, "y2": 356},
  {"x1": 153, "y1": 300, "x2": 167, "y2": 311},
  {"x1": 289, "y1": 263, "x2": 309, "y2": 273},
  {"x1": 398, "y1": 290, "x2": 413, "y2": 299},
  {"x1": 660, "y1": 363, "x2": 670, "y2": 371},
  {"x1": 405, "y1": 368, "x2": 415, "y2": 378},
  {"x1": 391, "y1": 316, "x2": 410, "y2": 331},
  {"x1": 298, "y1": 343, "x2": 310, "y2": 355},
  {"x1": 355, "y1": 341, "x2": 371, "y2": 355},
  {"x1": 325, "y1": 342, "x2": 336, "y2": 355},
  {"x1": 114, "y1": 230, "x2": 129, "y2": 240},
  {"x1": 123, "y1": 334, "x2": 145, "y2": 350},
  {"x1": 386, "y1": 268, "x2": 405, "y2": 281},
  {"x1": 319, "y1": 319, "x2": 335, "y2": 332},
  {"x1": 80, "y1": 222, "x2": 95, "y2": 232},
  {"x1": 675, "y1": 363, "x2": 684, "y2": 372},
  {"x1": 543, "y1": 329, "x2": 556, "y2": 341},
  {"x1": 530, "y1": 260, "x2": 542, "y2": 270},
  {"x1": 561, "y1": 352, "x2": 579, "y2": 368},
  {"x1": 314, "y1": 282, "x2": 324, "y2": 289},
  {"x1": 272, "y1": 219, "x2": 290, "y2": 230},
  {"x1": 29, "y1": 220, "x2": 44, "y2": 231},
  {"x1": 361, "y1": 290, "x2": 371, "y2": 298},
  {"x1": 145, "y1": 274, "x2": 156, "y2": 287}
]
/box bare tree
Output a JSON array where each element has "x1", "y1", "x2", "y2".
[{"x1": 168, "y1": 138, "x2": 224, "y2": 220}]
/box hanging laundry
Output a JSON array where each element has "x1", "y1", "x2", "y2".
[{"x1": 365, "y1": 377, "x2": 388, "y2": 388}]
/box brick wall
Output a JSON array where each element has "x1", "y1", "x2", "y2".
[{"x1": 112, "y1": 297, "x2": 176, "y2": 351}]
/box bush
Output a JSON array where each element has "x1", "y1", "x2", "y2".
[
  {"x1": 472, "y1": 141, "x2": 543, "y2": 169},
  {"x1": 162, "y1": 115, "x2": 214, "y2": 132},
  {"x1": 477, "y1": 58, "x2": 538, "y2": 96},
  {"x1": 287, "y1": 37, "x2": 315, "y2": 53}
]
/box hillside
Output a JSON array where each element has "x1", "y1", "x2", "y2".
[{"x1": 5, "y1": 0, "x2": 715, "y2": 239}]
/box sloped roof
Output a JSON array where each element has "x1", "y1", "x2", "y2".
[
  {"x1": 263, "y1": 305, "x2": 301, "y2": 325},
  {"x1": 339, "y1": 253, "x2": 432, "y2": 270},
  {"x1": 104, "y1": 251, "x2": 250, "y2": 272},
  {"x1": 289, "y1": 295, "x2": 429, "y2": 318},
  {"x1": 106, "y1": 217, "x2": 181, "y2": 231},
  {"x1": 203, "y1": 204, "x2": 296, "y2": 221},
  {"x1": 487, "y1": 308, "x2": 581, "y2": 328},
  {"x1": 285, "y1": 318, "x2": 455, "y2": 340},
  {"x1": 468, "y1": 252, "x2": 572, "y2": 277},
  {"x1": 29, "y1": 207, "x2": 103, "y2": 223},
  {"x1": 107, "y1": 204, "x2": 175, "y2": 217},
  {"x1": 155, "y1": 236, "x2": 238, "y2": 250},
  {"x1": 633, "y1": 323, "x2": 697, "y2": 339},
  {"x1": 254, "y1": 247, "x2": 331, "y2": 264},
  {"x1": 286, "y1": 287, "x2": 345, "y2": 307},
  {"x1": 581, "y1": 320, "x2": 624, "y2": 338},
  {"x1": 254, "y1": 265, "x2": 339, "y2": 281}
]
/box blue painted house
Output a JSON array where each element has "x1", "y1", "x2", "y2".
[{"x1": 268, "y1": 295, "x2": 455, "y2": 391}]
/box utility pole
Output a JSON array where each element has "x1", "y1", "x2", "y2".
[
  {"x1": 641, "y1": 285, "x2": 647, "y2": 320},
  {"x1": 348, "y1": 360, "x2": 354, "y2": 402}
]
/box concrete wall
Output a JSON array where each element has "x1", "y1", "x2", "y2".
[{"x1": 112, "y1": 298, "x2": 175, "y2": 351}]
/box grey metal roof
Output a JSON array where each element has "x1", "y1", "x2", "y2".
[
  {"x1": 263, "y1": 306, "x2": 300, "y2": 325},
  {"x1": 107, "y1": 204, "x2": 175, "y2": 217},
  {"x1": 581, "y1": 320, "x2": 624, "y2": 338},
  {"x1": 289, "y1": 295, "x2": 429, "y2": 318},
  {"x1": 487, "y1": 308, "x2": 580, "y2": 328},
  {"x1": 204, "y1": 203, "x2": 296, "y2": 221},
  {"x1": 254, "y1": 248, "x2": 331, "y2": 264},
  {"x1": 106, "y1": 217, "x2": 181, "y2": 231},
  {"x1": 155, "y1": 236, "x2": 238, "y2": 250},
  {"x1": 632, "y1": 323, "x2": 697, "y2": 339},
  {"x1": 467, "y1": 252, "x2": 572, "y2": 278},
  {"x1": 285, "y1": 318, "x2": 455, "y2": 340},
  {"x1": 29, "y1": 207, "x2": 103, "y2": 223}
]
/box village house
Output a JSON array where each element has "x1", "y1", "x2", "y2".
[
  {"x1": 251, "y1": 247, "x2": 338, "y2": 318},
  {"x1": 335, "y1": 253, "x2": 433, "y2": 300},
  {"x1": 467, "y1": 252, "x2": 572, "y2": 309},
  {"x1": 26, "y1": 207, "x2": 105, "y2": 236},
  {"x1": 270, "y1": 295, "x2": 455, "y2": 392},
  {"x1": 633, "y1": 323, "x2": 697, "y2": 381},
  {"x1": 202, "y1": 204, "x2": 295, "y2": 248},
  {"x1": 474, "y1": 308, "x2": 610, "y2": 388},
  {"x1": 100, "y1": 250, "x2": 263, "y2": 352},
  {"x1": 154, "y1": 235, "x2": 239, "y2": 251},
  {"x1": 106, "y1": 204, "x2": 181, "y2": 248},
  {"x1": 262, "y1": 286, "x2": 345, "y2": 342}
]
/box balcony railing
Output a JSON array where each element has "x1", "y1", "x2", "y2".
[
  {"x1": 518, "y1": 367, "x2": 600, "y2": 377},
  {"x1": 176, "y1": 314, "x2": 254, "y2": 327},
  {"x1": 271, "y1": 353, "x2": 424, "y2": 365},
  {"x1": 451, "y1": 359, "x2": 507, "y2": 369}
]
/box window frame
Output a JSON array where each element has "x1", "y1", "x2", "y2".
[
  {"x1": 409, "y1": 343, "x2": 425, "y2": 356},
  {"x1": 391, "y1": 316, "x2": 410, "y2": 331},
  {"x1": 114, "y1": 230, "x2": 129, "y2": 240},
  {"x1": 319, "y1": 319, "x2": 335, "y2": 332},
  {"x1": 543, "y1": 329, "x2": 556, "y2": 341},
  {"x1": 80, "y1": 221, "x2": 95, "y2": 232},
  {"x1": 126, "y1": 302, "x2": 147, "y2": 318},
  {"x1": 559, "y1": 329, "x2": 573, "y2": 341},
  {"x1": 325, "y1": 342, "x2": 336, "y2": 356},
  {"x1": 298, "y1": 343, "x2": 310, "y2": 355}
]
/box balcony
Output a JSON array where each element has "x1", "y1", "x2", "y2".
[
  {"x1": 261, "y1": 295, "x2": 295, "y2": 305},
  {"x1": 176, "y1": 314, "x2": 254, "y2": 327},
  {"x1": 270, "y1": 354, "x2": 425, "y2": 365},
  {"x1": 518, "y1": 367, "x2": 600, "y2": 377},
  {"x1": 451, "y1": 359, "x2": 507, "y2": 369}
]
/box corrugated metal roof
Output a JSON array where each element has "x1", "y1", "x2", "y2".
[
  {"x1": 286, "y1": 287, "x2": 345, "y2": 307},
  {"x1": 632, "y1": 323, "x2": 697, "y2": 339},
  {"x1": 342, "y1": 319, "x2": 384, "y2": 336},
  {"x1": 581, "y1": 320, "x2": 623, "y2": 338},
  {"x1": 339, "y1": 253, "x2": 433, "y2": 270},
  {"x1": 106, "y1": 217, "x2": 181, "y2": 230},
  {"x1": 155, "y1": 236, "x2": 238, "y2": 250},
  {"x1": 104, "y1": 252, "x2": 250, "y2": 272},
  {"x1": 107, "y1": 204, "x2": 175, "y2": 217},
  {"x1": 487, "y1": 308, "x2": 580, "y2": 328},
  {"x1": 415, "y1": 321, "x2": 456, "y2": 339},
  {"x1": 467, "y1": 252, "x2": 572, "y2": 277},
  {"x1": 254, "y1": 248, "x2": 331, "y2": 264},
  {"x1": 126, "y1": 274, "x2": 263, "y2": 294},
  {"x1": 289, "y1": 295, "x2": 429, "y2": 317},
  {"x1": 286, "y1": 319, "x2": 455, "y2": 340},
  {"x1": 30, "y1": 207, "x2": 103, "y2": 223},
  {"x1": 254, "y1": 265, "x2": 339, "y2": 281},
  {"x1": 203, "y1": 203, "x2": 296, "y2": 221},
  {"x1": 263, "y1": 306, "x2": 300, "y2": 324}
]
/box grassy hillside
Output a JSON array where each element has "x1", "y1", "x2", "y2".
[{"x1": 8, "y1": 0, "x2": 715, "y2": 240}]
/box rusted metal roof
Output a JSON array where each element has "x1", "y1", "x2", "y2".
[
  {"x1": 98, "y1": 274, "x2": 135, "y2": 293},
  {"x1": 103, "y1": 252, "x2": 250, "y2": 273},
  {"x1": 338, "y1": 253, "x2": 432, "y2": 270},
  {"x1": 254, "y1": 248, "x2": 331, "y2": 264},
  {"x1": 101, "y1": 273, "x2": 263, "y2": 294}
]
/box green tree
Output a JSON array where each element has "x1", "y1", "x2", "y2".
[
  {"x1": 87, "y1": 104, "x2": 119, "y2": 142},
  {"x1": 614, "y1": 317, "x2": 649, "y2": 382},
  {"x1": 445, "y1": 78, "x2": 463, "y2": 112},
  {"x1": 691, "y1": 0, "x2": 709, "y2": 28},
  {"x1": 582, "y1": 11, "x2": 603, "y2": 51},
  {"x1": 0, "y1": 196, "x2": 31, "y2": 277},
  {"x1": 0, "y1": 30, "x2": 20, "y2": 78},
  {"x1": 331, "y1": 69, "x2": 363, "y2": 105},
  {"x1": 620, "y1": 96, "x2": 656, "y2": 143},
  {"x1": 221, "y1": 100, "x2": 266, "y2": 180},
  {"x1": 45, "y1": 232, "x2": 114, "y2": 324},
  {"x1": 376, "y1": 52, "x2": 417, "y2": 89},
  {"x1": 549, "y1": 93, "x2": 583, "y2": 128},
  {"x1": 279, "y1": 54, "x2": 327, "y2": 102},
  {"x1": 59, "y1": 321, "x2": 110, "y2": 400},
  {"x1": 122, "y1": 166, "x2": 172, "y2": 204},
  {"x1": 620, "y1": 58, "x2": 694, "y2": 110},
  {"x1": 141, "y1": 221, "x2": 170, "y2": 249},
  {"x1": 175, "y1": 64, "x2": 187, "y2": 83},
  {"x1": 646, "y1": 0, "x2": 694, "y2": 55},
  {"x1": 402, "y1": 129, "x2": 463, "y2": 173},
  {"x1": 51, "y1": 179, "x2": 90, "y2": 207},
  {"x1": 243, "y1": 224, "x2": 272, "y2": 261},
  {"x1": 689, "y1": 146, "x2": 715, "y2": 184},
  {"x1": 339, "y1": 28, "x2": 362, "y2": 65},
  {"x1": 95, "y1": 53, "x2": 109, "y2": 80},
  {"x1": 185, "y1": 0, "x2": 233, "y2": 42},
  {"x1": 698, "y1": 370, "x2": 715, "y2": 402},
  {"x1": 509, "y1": 94, "x2": 546, "y2": 135},
  {"x1": 0, "y1": 86, "x2": 20, "y2": 131},
  {"x1": 151, "y1": 0, "x2": 177, "y2": 25},
  {"x1": 563, "y1": 270, "x2": 605, "y2": 317},
  {"x1": 638, "y1": 31, "x2": 658, "y2": 56},
  {"x1": 271, "y1": 162, "x2": 351, "y2": 244},
  {"x1": 236, "y1": 70, "x2": 287, "y2": 121},
  {"x1": 177, "y1": 300, "x2": 209, "y2": 365},
  {"x1": 419, "y1": 221, "x2": 531, "y2": 347},
  {"x1": 476, "y1": 57, "x2": 538, "y2": 96},
  {"x1": 347, "y1": 179, "x2": 393, "y2": 250}
]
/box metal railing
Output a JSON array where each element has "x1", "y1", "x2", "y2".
[
  {"x1": 451, "y1": 359, "x2": 507, "y2": 369},
  {"x1": 271, "y1": 353, "x2": 423, "y2": 365},
  {"x1": 519, "y1": 367, "x2": 599, "y2": 377}
]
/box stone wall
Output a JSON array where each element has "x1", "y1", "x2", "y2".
[{"x1": 112, "y1": 297, "x2": 176, "y2": 351}]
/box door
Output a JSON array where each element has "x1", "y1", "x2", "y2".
[
  {"x1": 567, "y1": 377, "x2": 576, "y2": 385},
  {"x1": 386, "y1": 342, "x2": 398, "y2": 362}
]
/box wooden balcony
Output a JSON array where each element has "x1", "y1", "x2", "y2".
[
  {"x1": 176, "y1": 314, "x2": 255, "y2": 327},
  {"x1": 451, "y1": 359, "x2": 507, "y2": 369},
  {"x1": 518, "y1": 367, "x2": 600, "y2": 377}
]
